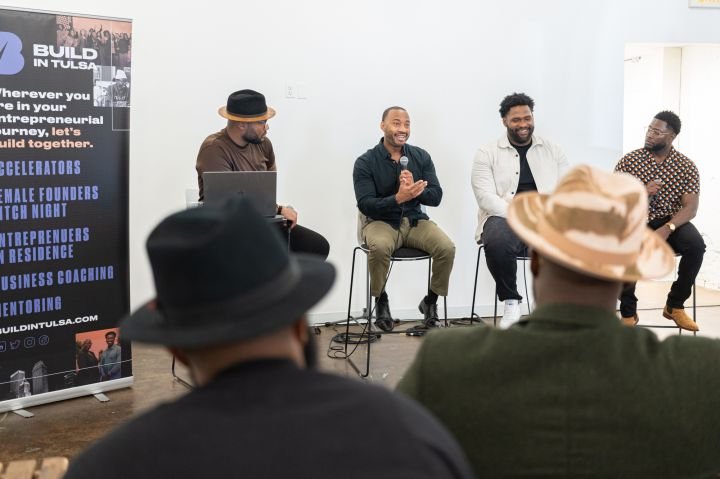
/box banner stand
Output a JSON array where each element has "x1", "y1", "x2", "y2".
[
  {"x1": 1, "y1": 377, "x2": 133, "y2": 415},
  {"x1": 0, "y1": 8, "x2": 132, "y2": 412}
]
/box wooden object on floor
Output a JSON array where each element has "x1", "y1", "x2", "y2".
[{"x1": 0, "y1": 457, "x2": 68, "y2": 479}]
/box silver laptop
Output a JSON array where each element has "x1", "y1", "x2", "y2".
[{"x1": 202, "y1": 171, "x2": 277, "y2": 217}]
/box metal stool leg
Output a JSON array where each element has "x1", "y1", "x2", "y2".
[
  {"x1": 521, "y1": 257, "x2": 531, "y2": 315},
  {"x1": 171, "y1": 356, "x2": 192, "y2": 389},
  {"x1": 493, "y1": 285, "x2": 498, "y2": 327},
  {"x1": 427, "y1": 256, "x2": 432, "y2": 291},
  {"x1": 344, "y1": 247, "x2": 362, "y2": 356},
  {"x1": 470, "y1": 244, "x2": 483, "y2": 322},
  {"x1": 443, "y1": 296, "x2": 448, "y2": 327},
  {"x1": 344, "y1": 246, "x2": 374, "y2": 378},
  {"x1": 692, "y1": 279, "x2": 697, "y2": 337},
  {"x1": 363, "y1": 251, "x2": 372, "y2": 377}
]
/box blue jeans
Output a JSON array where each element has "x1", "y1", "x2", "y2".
[{"x1": 481, "y1": 216, "x2": 528, "y2": 301}]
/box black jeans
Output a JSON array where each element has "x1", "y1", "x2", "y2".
[
  {"x1": 481, "y1": 216, "x2": 529, "y2": 301},
  {"x1": 620, "y1": 218, "x2": 705, "y2": 317},
  {"x1": 275, "y1": 223, "x2": 330, "y2": 260}
]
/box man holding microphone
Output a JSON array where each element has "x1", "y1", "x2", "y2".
[{"x1": 353, "y1": 106, "x2": 455, "y2": 332}]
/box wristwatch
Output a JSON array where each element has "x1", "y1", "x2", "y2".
[{"x1": 666, "y1": 222, "x2": 676, "y2": 232}]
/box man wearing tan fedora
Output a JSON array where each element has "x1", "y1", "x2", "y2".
[
  {"x1": 65, "y1": 197, "x2": 474, "y2": 479},
  {"x1": 196, "y1": 89, "x2": 329, "y2": 259},
  {"x1": 399, "y1": 165, "x2": 720, "y2": 477},
  {"x1": 615, "y1": 110, "x2": 704, "y2": 331}
]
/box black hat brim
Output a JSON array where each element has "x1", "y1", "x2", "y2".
[{"x1": 120, "y1": 255, "x2": 335, "y2": 348}]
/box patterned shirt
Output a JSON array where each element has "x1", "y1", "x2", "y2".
[{"x1": 614, "y1": 147, "x2": 699, "y2": 221}]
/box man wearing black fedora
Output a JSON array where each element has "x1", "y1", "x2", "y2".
[
  {"x1": 64, "y1": 197, "x2": 474, "y2": 479},
  {"x1": 196, "y1": 89, "x2": 329, "y2": 259}
]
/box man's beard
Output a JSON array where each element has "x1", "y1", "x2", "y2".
[
  {"x1": 507, "y1": 126, "x2": 534, "y2": 146},
  {"x1": 645, "y1": 142, "x2": 666, "y2": 152},
  {"x1": 243, "y1": 132, "x2": 264, "y2": 145}
]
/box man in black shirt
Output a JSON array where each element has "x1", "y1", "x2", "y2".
[
  {"x1": 353, "y1": 107, "x2": 455, "y2": 332},
  {"x1": 64, "y1": 197, "x2": 474, "y2": 479}
]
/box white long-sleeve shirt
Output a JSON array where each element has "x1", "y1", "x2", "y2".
[{"x1": 471, "y1": 134, "x2": 568, "y2": 242}]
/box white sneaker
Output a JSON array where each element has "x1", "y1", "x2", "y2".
[{"x1": 500, "y1": 299, "x2": 521, "y2": 329}]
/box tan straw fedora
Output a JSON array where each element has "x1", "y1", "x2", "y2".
[{"x1": 507, "y1": 164, "x2": 674, "y2": 282}]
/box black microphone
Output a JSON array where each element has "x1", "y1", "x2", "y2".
[{"x1": 399, "y1": 156, "x2": 409, "y2": 170}]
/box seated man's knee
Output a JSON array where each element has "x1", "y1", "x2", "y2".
[
  {"x1": 484, "y1": 236, "x2": 516, "y2": 258},
  {"x1": 483, "y1": 219, "x2": 518, "y2": 254},
  {"x1": 365, "y1": 234, "x2": 396, "y2": 257},
  {"x1": 678, "y1": 229, "x2": 706, "y2": 257},
  {"x1": 692, "y1": 235, "x2": 706, "y2": 254},
  {"x1": 434, "y1": 238, "x2": 455, "y2": 261}
]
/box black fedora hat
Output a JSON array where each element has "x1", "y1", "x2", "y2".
[
  {"x1": 218, "y1": 89, "x2": 276, "y2": 122},
  {"x1": 120, "y1": 197, "x2": 334, "y2": 348}
]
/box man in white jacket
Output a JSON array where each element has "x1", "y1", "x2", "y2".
[{"x1": 471, "y1": 93, "x2": 568, "y2": 328}]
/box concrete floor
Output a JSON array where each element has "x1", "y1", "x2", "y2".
[{"x1": 1, "y1": 280, "x2": 719, "y2": 463}]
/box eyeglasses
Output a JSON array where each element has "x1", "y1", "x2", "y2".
[
  {"x1": 646, "y1": 126, "x2": 671, "y2": 136},
  {"x1": 255, "y1": 120, "x2": 267, "y2": 125}
]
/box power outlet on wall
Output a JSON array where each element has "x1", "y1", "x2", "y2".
[{"x1": 285, "y1": 84, "x2": 307, "y2": 100}]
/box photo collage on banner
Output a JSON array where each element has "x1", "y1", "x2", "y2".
[{"x1": 0, "y1": 8, "x2": 131, "y2": 411}]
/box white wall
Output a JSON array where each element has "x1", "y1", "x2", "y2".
[
  {"x1": 622, "y1": 45, "x2": 681, "y2": 153},
  {"x1": 4, "y1": 0, "x2": 719, "y2": 322},
  {"x1": 680, "y1": 45, "x2": 720, "y2": 288}
]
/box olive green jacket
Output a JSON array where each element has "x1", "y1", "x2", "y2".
[{"x1": 398, "y1": 303, "x2": 720, "y2": 478}]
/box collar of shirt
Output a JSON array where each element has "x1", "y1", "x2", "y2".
[
  {"x1": 519, "y1": 303, "x2": 621, "y2": 330},
  {"x1": 376, "y1": 137, "x2": 406, "y2": 161},
  {"x1": 222, "y1": 128, "x2": 251, "y2": 150},
  {"x1": 637, "y1": 146, "x2": 679, "y2": 164},
  {"x1": 499, "y1": 134, "x2": 544, "y2": 150}
]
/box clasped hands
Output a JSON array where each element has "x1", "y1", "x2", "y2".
[
  {"x1": 395, "y1": 170, "x2": 427, "y2": 204},
  {"x1": 646, "y1": 179, "x2": 664, "y2": 196}
]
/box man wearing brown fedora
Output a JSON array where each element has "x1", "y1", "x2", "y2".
[
  {"x1": 398, "y1": 165, "x2": 720, "y2": 477},
  {"x1": 196, "y1": 89, "x2": 329, "y2": 259},
  {"x1": 615, "y1": 110, "x2": 704, "y2": 331},
  {"x1": 65, "y1": 197, "x2": 474, "y2": 479}
]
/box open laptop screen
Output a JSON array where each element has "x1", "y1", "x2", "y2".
[{"x1": 202, "y1": 171, "x2": 277, "y2": 217}]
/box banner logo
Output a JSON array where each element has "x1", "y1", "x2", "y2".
[{"x1": 0, "y1": 32, "x2": 25, "y2": 75}]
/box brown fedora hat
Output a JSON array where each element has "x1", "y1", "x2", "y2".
[
  {"x1": 507, "y1": 164, "x2": 674, "y2": 282},
  {"x1": 218, "y1": 89, "x2": 276, "y2": 122}
]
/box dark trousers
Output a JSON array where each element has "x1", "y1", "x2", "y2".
[
  {"x1": 620, "y1": 218, "x2": 705, "y2": 317},
  {"x1": 482, "y1": 216, "x2": 528, "y2": 301},
  {"x1": 275, "y1": 223, "x2": 330, "y2": 259}
]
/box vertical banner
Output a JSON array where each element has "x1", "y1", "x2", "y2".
[{"x1": 0, "y1": 8, "x2": 131, "y2": 412}]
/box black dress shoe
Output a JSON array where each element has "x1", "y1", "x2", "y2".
[
  {"x1": 374, "y1": 298, "x2": 394, "y2": 332},
  {"x1": 418, "y1": 299, "x2": 439, "y2": 328}
]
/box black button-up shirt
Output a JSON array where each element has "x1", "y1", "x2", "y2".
[{"x1": 353, "y1": 139, "x2": 443, "y2": 228}]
